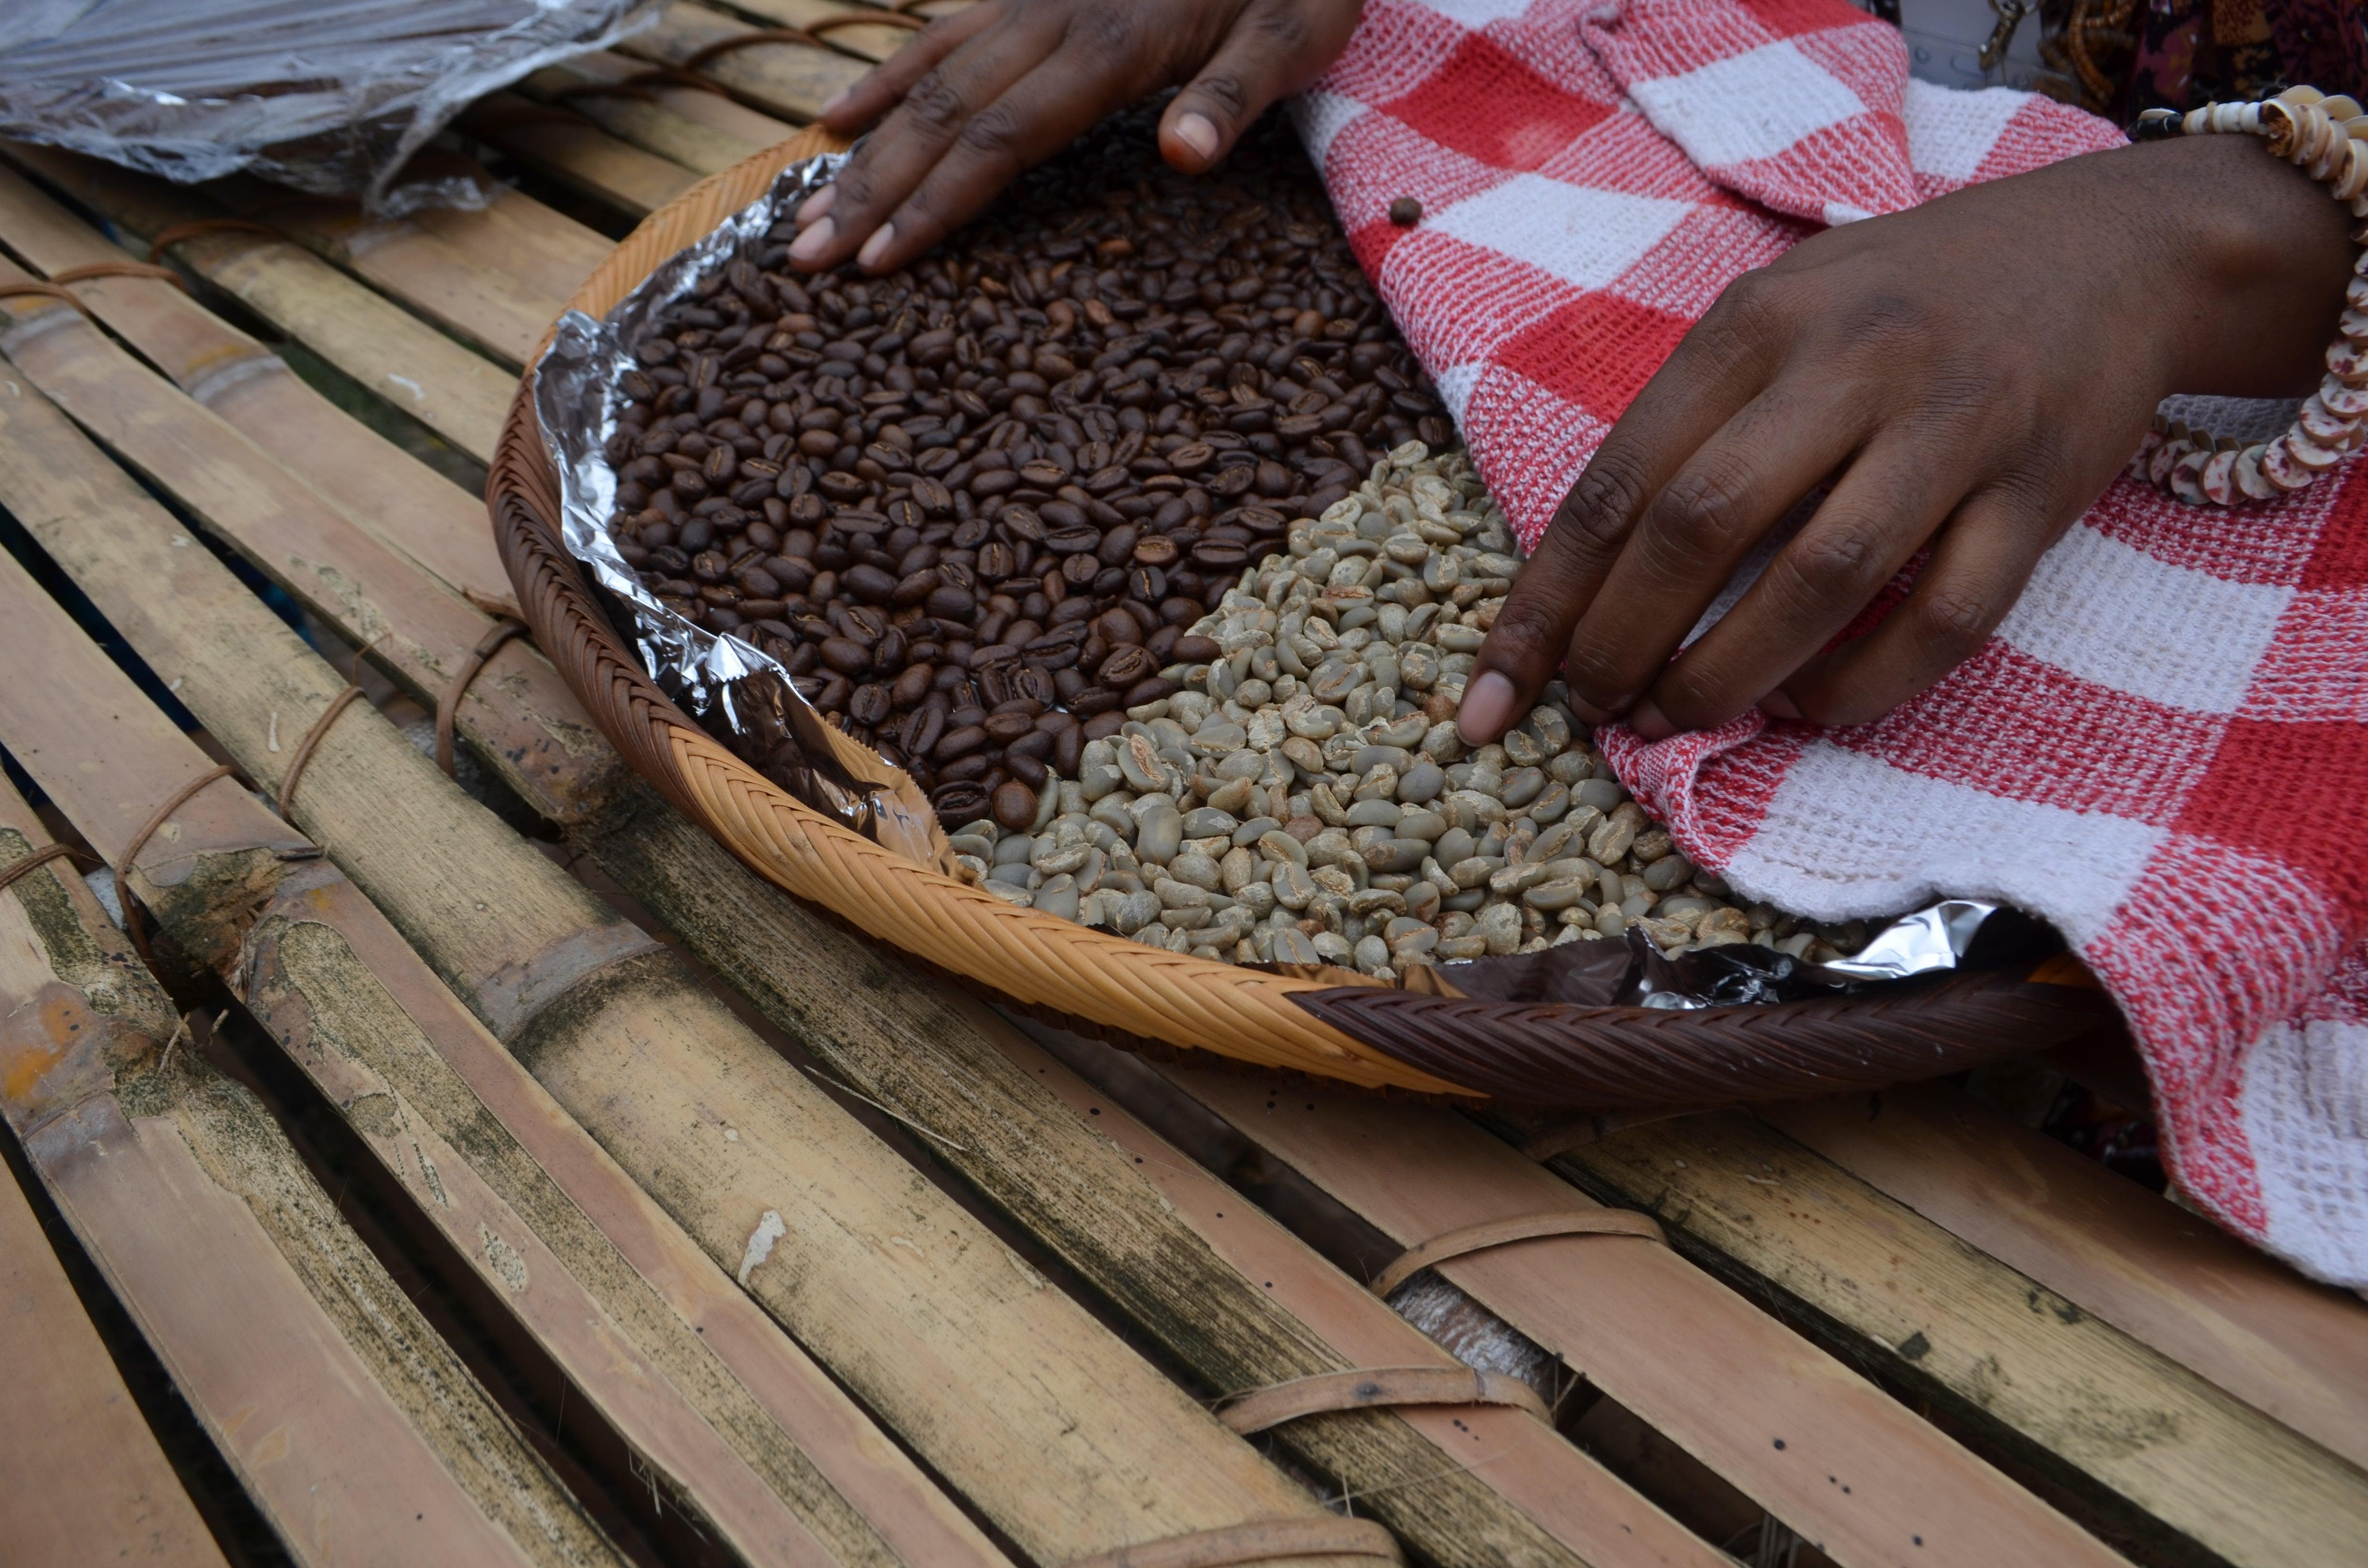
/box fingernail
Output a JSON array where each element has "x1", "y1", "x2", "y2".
[
  {"x1": 821, "y1": 87, "x2": 851, "y2": 116},
  {"x1": 1455, "y1": 671, "x2": 1517, "y2": 745},
  {"x1": 855, "y1": 221, "x2": 896, "y2": 270},
  {"x1": 795, "y1": 185, "x2": 836, "y2": 224},
  {"x1": 1173, "y1": 111, "x2": 1221, "y2": 162},
  {"x1": 1628, "y1": 698, "x2": 1673, "y2": 742},
  {"x1": 787, "y1": 215, "x2": 835, "y2": 264},
  {"x1": 1758, "y1": 688, "x2": 1800, "y2": 721}
]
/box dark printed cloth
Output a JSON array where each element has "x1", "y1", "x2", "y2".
[{"x1": 2121, "y1": 0, "x2": 2368, "y2": 112}]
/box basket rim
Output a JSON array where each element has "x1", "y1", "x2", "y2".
[{"x1": 489, "y1": 128, "x2": 2114, "y2": 1106}]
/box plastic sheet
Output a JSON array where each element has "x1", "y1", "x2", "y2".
[{"x1": 0, "y1": 0, "x2": 656, "y2": 214}]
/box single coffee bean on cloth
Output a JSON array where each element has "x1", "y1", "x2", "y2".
[
  {"x1": 1297, "y1": 0, "x2": 2368, "y2": 1284},
  {"x1": 599, "y1": 108, "x2": 1457, "y2": 825}
]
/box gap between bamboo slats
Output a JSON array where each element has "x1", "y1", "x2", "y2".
[
  {"x1": 1528, "y1": 1109, "x2": 2368, "y2": 1568},
  {"x1": 0, "y1": 231, "x2": 1730, "y2": 1568},
  {"x1": 0, "y1": 142, "x2": 513, "y2": 465},
  {"x1": 0, "y1": 769, "x2": 622, "y2": 1568},
  {"x1": 1757, "y1": 1086, "x2": 2368, "y2": 1476},
  {"x1": 458, "y1": 93, "x2": 702, "y2": 220},
  {"x1": 1149, "y1": 1069, "x2": 2165, "y2": 1568},
  {"x1": 622, "y1": 4, "x2": 872, "y2": 122},
  {"x1": 191, "y1": 172, "x2": 565, "y2": 368},
  {"x1": 0, "y1": 162, "x2": 514, "y2": 613},
  {"x1": 0, "y1": 553, "x2": 991, "y2": 1568},
  {"x1": 0, "y1": 342, "x2": 1381, "y2": 1568},
  {"x1": 0, "y1": 1081, "x2": 226, "y2": 1568},
  {"x1": 518, "y1": 52, "x2": 798, "y2": 176},
  {"x1": 402, "y1": 176, "x2": 619, "y2": 305},
  {"x1": 723, "y1": 0, "x2": 950, "y2": 63}
]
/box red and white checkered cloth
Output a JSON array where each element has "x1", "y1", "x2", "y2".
[{"x1": 1301, "y1": 0, "x2": 2368, "y2": 1285}]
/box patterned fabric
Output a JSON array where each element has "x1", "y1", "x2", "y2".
[
  {"x1": 1301, "y1": 0, "x2": 2368, "y2": 1285},
  {"x1": 2124, "y1": 0, "x2": 2368, "y2": 114}
]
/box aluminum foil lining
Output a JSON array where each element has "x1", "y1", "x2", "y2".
[{"x1": 535, "y1": 149, "x2": 940, "y2": 864}]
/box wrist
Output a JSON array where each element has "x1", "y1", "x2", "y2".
[{"x1": 2130, "y1": 133, "x2": 2355, "y2": 399}]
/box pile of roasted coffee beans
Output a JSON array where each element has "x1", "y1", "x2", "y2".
[{"x1": 601, "y1": 109, "x2": 1454, "y2": 828}]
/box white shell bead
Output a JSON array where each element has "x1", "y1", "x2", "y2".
[
  {"x1": 2261, "y1": 438, "x2": 2316, "y2": 490},
  {"x1": 2322, "y1": 95, "x2": 2364, "y2": 121},
  {"x1": 2301, "y1": 393, "x2": 2356, "y2": 443},
  {"x1": 2326, "y1": 377, "x2": 2368, "y2": 416},
  {"x1": 2235, "y1": 445, "x2": 2279, "y2": 500},
  {"x1": 2288, "y1": 427, "x2": 2346, "y2": 471},
  {"x1": 2149, "y1": 436, "x2": 2192, "y2": 487},
  {"x1": 2169, "y1": 449, "x2": 2213, "y2": 504},
  {"x1": 2200, "y1": 448, "x2": 2240, "y2": 504}
]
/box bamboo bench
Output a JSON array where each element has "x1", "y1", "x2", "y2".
[{"x1": 0, "y1": 7, "x2": 2360, "y2": 1567}]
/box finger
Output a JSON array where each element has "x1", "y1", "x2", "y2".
[
  {"x1": 1556, "y1": 381, "x2": 1868, "y2": 734},
  {"x1": 819, "y1": 2, "x2": 1003, "y2": 135},
  {"x1": 848, "y1": 48, "x2": 1148, "y2": 272},
  {"x1": 1457, "y1": 294, "x2": 1788, "y2": 744},
  {"x1": 1773, "y1": 487, "x2": 2058, "y2": 728},
  {"x1": 1159, "y1": 0, "x2": 1359, "y2": 172},
  {"x1": 788, "y1": 13, "x2": 1061, "y2": 271}
]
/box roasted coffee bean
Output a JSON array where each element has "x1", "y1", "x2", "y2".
[
  {"x1": 1098, "y1": 645, "x2": 1158, "y2": 686},
  {"x1": 604, "y1": 103, "x2": 1455, "y2": 826},
  {"x1": 991, "y1": 779, "x2": 1039, "y2": 831}
]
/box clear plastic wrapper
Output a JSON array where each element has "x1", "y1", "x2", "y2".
[{"x1": 0, "y1": 0, "x2": 655, "y2": 214}]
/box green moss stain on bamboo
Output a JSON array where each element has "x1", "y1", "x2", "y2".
[
  {"x1": 166, "y1": 1071, "x2": 622, "y2": 1568},
  {"x1": 252, "y1": 912, "x2": 904, "y2": 1568}
]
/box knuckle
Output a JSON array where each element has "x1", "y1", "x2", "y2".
[
  {"x1": 1190, "y1": 71, "x2": 1253, "y2": 121},
  {"x1": 1480, "y1": 592, "x2": 1561, "y2": 662},
  {"x1": 1643, "y1": 466, "x2": 1750, "y2": 557},
  {"x1": 1558, "y1": 455, "x2": 1649, "y2": 554},
  {"x1": 955, "y1": 101, "x2": 1023, "y2": 159},
  {"x1": 1914, "y1": 583, "x2": 1998, "y2": 659},
  {"x1": 1068, "y1": 4, "x2": 1139, "y2": 63},
  {"x1": 1789, "y1": 519, "x2": 1884, "y2": 588},
  {"x1": 1559, "y1": 639, "x2": 1632, "y2": 705},
  {"x1": 900, "y1": 71, "x2": 970, "y2": 135}
]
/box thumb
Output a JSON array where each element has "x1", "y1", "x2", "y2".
[{"x1": 1157, "y1": 4, "x2": 1338, "y2": 173}]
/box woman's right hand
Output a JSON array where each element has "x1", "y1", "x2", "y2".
[{"x1": 789, "y1": 0, "x2": 1365, "y2": 276}]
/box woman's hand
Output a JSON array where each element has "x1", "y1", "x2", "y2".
[
  {"x1": 788, "y1": 0, "x2": 1364, "y2": 275},
  {"x1": 1456, "y1": 131, "x2": 2355, "y2": 746}
]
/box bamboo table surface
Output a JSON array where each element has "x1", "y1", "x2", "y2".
[{"x1": 0, "y1": 7, "x2": 2361, "y2": 1568}]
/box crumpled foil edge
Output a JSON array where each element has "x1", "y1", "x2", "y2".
[{"x1": 535, "y1": 148, "x2": 939, "y2": 859}]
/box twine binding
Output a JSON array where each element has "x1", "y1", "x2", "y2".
[
  {"x1": 1369, "y1": 1210, "x2": 1667, "y2": 1298},
  {"x1": 1212, "y1": 1364, "x2": 1548, "y2": 1436},
  {"x1": 1061, "y1": 1518, "x2": 1400, "y2": 1568}
]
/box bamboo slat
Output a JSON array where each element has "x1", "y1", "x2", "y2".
[
  {"x1": 0, "y1": 1105, "x2": 225, "y2": 1567},
  {"x1": 1547, "y1": 1110, "x2": 2368, "y2": 1568},
  {"x1": 0, "y1": 277, "x2": 619, "y2": 824},
  {"x1": 724, "y1": 0, "x2": 941, "y2": 62},
  {"x1": 1761, "y1": 1086, "x2": 2368, "y2": 1476},
  {"x1": 0, "y1": 351, "x2": 1384, "y2": 1568},
  {"x1": 581, "y1": 808, "x2": 1720, "y2": 1568},
  {"x1": 0, "y1": 206, "x2": 1714, "y2": 1562},
  {"x1": 0, "y1": 143, "x2": 512, "y2": 464},
  {"x1": 520, "y1": 52, "x2": 797, "y2": 174},
  {"x1": 403, "y1": 180, "x2": 617, "y2": 304},
  {"x1": 621, "y1": 4, "x2": 870, "y2": 122},
  {"x1": 0, "y1": 163, "x2": 513, "y2": 612},
  {"x1": 0, "y1": 767, "x2": 620, "y2": 1568},
  {"x1": 193, "y1": 176, "x2": 568, "y2": 368},
  {"x1": 1159, "y1": 1072, "x2": 2142, "y2": 1568},
  {"x1": 458, "y1": 94, "x2": 701, "y2": 220},
  {"x1": 0, "y1": 549, "x2": 991, "y2": 1568}
]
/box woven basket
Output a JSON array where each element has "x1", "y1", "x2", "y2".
[{"x1": 490, "y1": 128, "x2": 2125, "y2": 1105}]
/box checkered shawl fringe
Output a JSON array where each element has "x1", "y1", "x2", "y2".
[{"x1": 1302, "y1": 0, "x2": 2368, "y2": 1285}]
